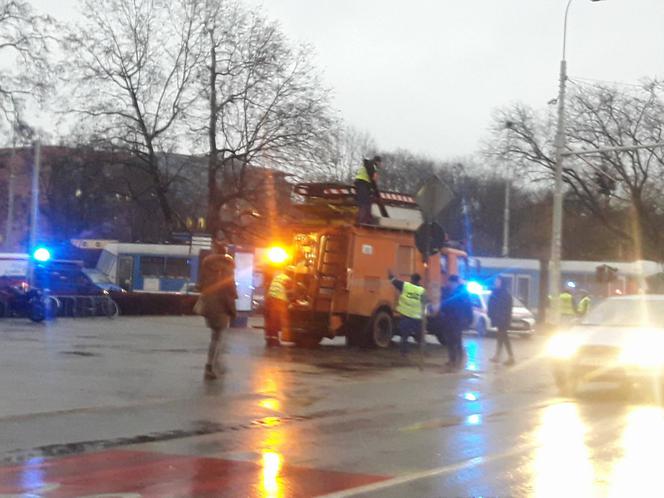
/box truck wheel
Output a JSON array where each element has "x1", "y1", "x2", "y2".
[
  {"x1": 295, "y1": 334, "x2": 322, "y2": 349},
  {"x1": 371, "y1": 310, "x2": 394, "y2": 348}
]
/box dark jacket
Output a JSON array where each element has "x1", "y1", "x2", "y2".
[
  {"x1": 488, "y1": 287, "x2": 513, "y2": 330},
  {"x1": 199, "y1": 253, "x2": 237, "y2": 318},
  {"x1": 439, "y1": 284, "x2": 474, "y2": 332}
]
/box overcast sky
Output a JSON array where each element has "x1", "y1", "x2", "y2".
[{"x1": 31, "y1": 0, "x2": 664, "y2": 161}]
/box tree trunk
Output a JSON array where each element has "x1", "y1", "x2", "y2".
[
  {"x1": 207, "y1": 29, "x2": 219, "y2": 238},
  {"x1": 147, "y1": 146, "x2": 175, "y2": 234}
]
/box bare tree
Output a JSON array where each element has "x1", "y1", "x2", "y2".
[
  {"x1": 61, "y1": 0, "x2": 205, "y2": 235},
  {"x1": 0, "y1": 0, "x2": 54, "y2": 133},
  {"x1": 486, "y1": 81, "x2": 664, "y2": 260},
  {"x1": 314, "y1": 124, "x2": 377, "y2": 182},
  {"x1": 199, "y1": 0, "x2": 332, "y2": 237}
]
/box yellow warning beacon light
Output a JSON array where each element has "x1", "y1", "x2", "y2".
[{"x1": 267, "y1": 246, "x2": 290, "y2": 265}]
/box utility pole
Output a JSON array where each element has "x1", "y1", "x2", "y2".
[
  {"x1": 29, "y1": 140, "x2": 41, "y2": 252},
  {"x1": 549, "y1": 55, "x2": 567, "y2": 326},
  {"x1": 502, "y1": 176, "x2": 511, "y2": 257},
  {"x1": 549, "y1": 0, "x2": 608, "y2": 325},
  {"x1": 28, "y1": 140, "x2": 41, "y2": 286}
]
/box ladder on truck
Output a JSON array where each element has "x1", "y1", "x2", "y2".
[{"x1": 313, "y1": 233, "x2": 347, "y2": 316}]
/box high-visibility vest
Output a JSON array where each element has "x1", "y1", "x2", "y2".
[
  {"x1": 355, "y1": 163, "x2": 371, "y2": 182},
  {"x1": 578, "y1": 296, "x2": 591, "y2": 316},
  {"x1": 560, "y1": 292, "x2": 576, "y2": 316},
  {"x1": 397, "y1": 281, "x2": 425, "y2": 319},
  {"x1": 268, "y1": 273, "x2": 291, "y2": 301}
]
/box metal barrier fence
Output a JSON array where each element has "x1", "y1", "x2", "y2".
[{"x1": 51, "y1": 295, "x2": 119, "y2": 318}]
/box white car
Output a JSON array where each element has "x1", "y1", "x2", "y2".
[
  {"x1": 468, "y1": 290, "x2": 536, "y2": 337},
  {"x1": 547, "y1": 295, "x2": 664, "y2": 395}
]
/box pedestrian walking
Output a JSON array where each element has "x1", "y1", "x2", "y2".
[
  {"x1": 488, "y1": 276, "x2": 515, "y2": 366},
  {"x1": 197, "y1": 242, "x2": 237, "y2": 380},
  {"x1": 264, "y1": 268, "x2": 293, "y2": 347},
  {"x1": 439, "y1": 275, "x2": 474, "y2": 371},
  {"x1": 354, "y1": 155, "x2": 382, "y2": 224},
  {"x1": 388, "y1": 270, "x2": 426, "y2": 356}
]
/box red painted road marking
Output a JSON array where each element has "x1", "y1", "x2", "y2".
[{"x1": 0, "y1": 450, "x2": 390, "y2": 497}]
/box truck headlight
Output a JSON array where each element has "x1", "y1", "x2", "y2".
[{"x1": 547, "y1": 334, "x2": 579, "y2": 359}]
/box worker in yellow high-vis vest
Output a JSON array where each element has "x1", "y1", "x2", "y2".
[
  {"x1": 354, "y1": 155, "x2": 382, "y2": 224},
  {"x1": 560, "y1": 289, "x2": 576, "y2": 318},
  {"x1": 264, "y1": 269, "x2": 293, "y2": 347},
  {"x1": 389, "y1": 270, "x2": 426, "y2": 356},
  {"x1": 577, "y1": 291, "x2": 591, "y2": 318}
]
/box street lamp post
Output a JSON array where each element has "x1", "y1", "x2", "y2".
[
  {"x1": 502, "y1": 163, "x2": 512, "y2": 258},
  {"x1": 4, "y1": 124, "x2": 17, "y2": 249},
  {"x1": 28, "y1": 140, "x2": 41, "y2": 287},
  {"x1": 549, "y1": 0, "x2": 604, "y2": 325}
]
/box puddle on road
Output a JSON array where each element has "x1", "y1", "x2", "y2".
[{"x1": 58, "y1": 351, "x2": 100, "y2": 357}]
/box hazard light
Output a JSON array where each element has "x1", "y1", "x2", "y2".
[{"x1": 267, "y1": 246, "x2": 289, "y2": 265}]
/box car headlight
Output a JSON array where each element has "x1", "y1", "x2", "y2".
[
  {"x1": 547, "y1": 334, "x2": 579, "y2": 359},
  {"x1": 619, "y1": 335, "x2": 664, "y2": 367}
]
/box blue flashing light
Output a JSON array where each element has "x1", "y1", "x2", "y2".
[
  {"x1": 32, "y1": 247, "x2": 52, "y2": 262},
  {"x1": 466, "y1": 281, "x2": 484, "y2": 295},
  {"x1": 566, "y1": 281, "x2": 577, "y2": 289},
  {"x1": 463, "y1": 391, "x2": 479, "y2": 402},
  {"x1": 465, "y1": 414, "x2": 483, "y2": 426}
]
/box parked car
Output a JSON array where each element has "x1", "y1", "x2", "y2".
[
  {"x1": 82, "y1": 268, "x2": 126, "y2": 293},
  {"x1": 468, "y1": 290, "x2": 535, "y2": 337},
  {"x1": 547, "y1": 295, "x2": 664, "y2": 395},
  {"x1": 35, "y1": 264, "x2": 104, "y2": 296}
]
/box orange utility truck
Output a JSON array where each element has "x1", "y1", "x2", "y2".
[{"x1": 269, "y1": 183, "x2": 466, "y2": 348}]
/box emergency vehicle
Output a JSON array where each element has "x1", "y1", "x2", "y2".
[{"x1": 266, "y1": 183, "x2": 467, "y2": 348}]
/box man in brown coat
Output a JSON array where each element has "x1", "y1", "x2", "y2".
[{"x1": 199, "y1": 242, "x2": 237, "y2": 380}]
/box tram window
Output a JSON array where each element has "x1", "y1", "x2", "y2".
[
  {"x1": 141, "y1": 256, "x2": 165, "y2": 277},
  {"x1": 164, "y1": 258, "x2": 190, "y2": 278}
]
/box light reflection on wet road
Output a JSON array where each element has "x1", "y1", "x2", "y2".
[{"x1": 2, "y1": 317, "x2": 664, "y2": 496}]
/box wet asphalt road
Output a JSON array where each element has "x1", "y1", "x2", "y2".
[{"x1": 1, "y1": 316, "x2": 664, "y2": 497}]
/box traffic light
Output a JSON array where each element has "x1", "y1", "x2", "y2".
[
  {"x1": 596, "y1": 264, "x2": 618, "y2": 283},
  {"x1": 594, "y1": 168, "x2": 616, "y2": 197},
  {"x1": 595, "y1": 265, "x2": 605, "y2": 282}
]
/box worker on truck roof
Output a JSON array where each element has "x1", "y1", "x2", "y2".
[
  {"x1": 389, "y1": 270, "x2": 426, "y2": 357},
  {"x1": 354, "y1": 155, "x2": 382, "y2": 224}
]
